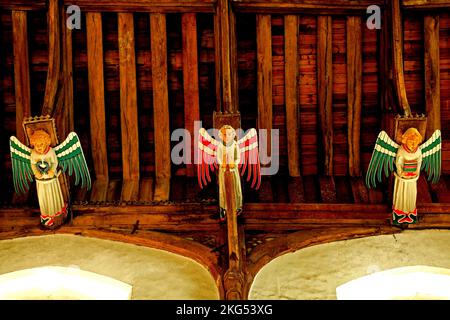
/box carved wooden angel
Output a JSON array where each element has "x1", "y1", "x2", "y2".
[
  {"x1": 10, "y1": 130, "x2": 91, "y2": 228},
  {"x1": 198, "y1": 125, "x2": 261, "y2": 221},
  {"x1": 366, "y1": 128, "x2": 441, "y2": 225}
]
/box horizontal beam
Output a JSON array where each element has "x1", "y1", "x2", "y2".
[
  {"x1": 3, "y1": 203, "x2": 450, "y2": 232},
  {"x1": 403, "y1": 0, "x2": 450, "y2": 9},
  {"x1": 232, "y1": 0, "x2": 385, "y2": 13},
  {"x1": 0, "y1": 0, "x2": 45, "y2": 10},
  {"x1": 63, "y1": 0, "x2": 216, "y2": 12}
]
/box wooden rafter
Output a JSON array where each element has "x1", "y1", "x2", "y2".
[
  {"x1": 12, "y1": 10, "x2": 31, "y2": 144},
  {"x1": 347, "y1": 16, "x2": 362, "y2": 177},
  {"x1": 182, "y1": 13, "x2": 200, "y2": 177},
  {"x1": 87, "y1": 12, "x2": 109, "y2": 202},
  {"x1": 151, "y1": 13, "x2": 171, "y2": 201},
  {"x1": 118, "y1": 13, "x2": 140, "y2": 201},
  {"x1": 317, "y1": 16, "x2": 333, "y2": 176},
  {"x1": 284, "y1": 15, "x2": 301, "y2": 177},
  {"x1": 391, "y1": 0, "x2": 412, "y2": 117},
  {"x1": 424, "y1": 15, "x2": 441, "y2": 137}
]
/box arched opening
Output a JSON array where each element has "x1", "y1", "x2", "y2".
[
  {"x1": 0, "y1": 266, "x2": 132, "y2": 300},
  {"x1": 336, "y1": 266, "x2": 450, "y2": 300},
  {"x1": 249, "y1": 230, "x2": 450, "y2": 300},
  {"x1": 0, "y1": 234, "x2": 219, "y2": 299}
]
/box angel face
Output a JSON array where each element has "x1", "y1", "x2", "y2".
[
  {"x1": 219, "y1": 125, "x2": 236, "y2": 146},
  {"x1": 30, "y1": 130, "x2": 51, "y2": 155},
  {"x1": 401, "y1": 128, "x2": 423, "y2": 152}
]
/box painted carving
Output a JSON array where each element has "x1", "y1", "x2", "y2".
[
  {"x1": 198, "y1": 126, "x2": 261, "y2": 221},
  {"x1": 9, "y1": 117, "x2": 91, "y2": 229},
  {"x1": 366, "y1": 128, "x2": 441, "y2": 225}
]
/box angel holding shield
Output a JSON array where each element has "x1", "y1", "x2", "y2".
[
  {"x1": 366, "y1": 127, "x2": 441, "y2": 225},
  {"x1": 10, "y1": 128, "x2": 91, "y2": 228},
  {"x1": 198, "y1": 125, "x2": 261, "y2": 221}
]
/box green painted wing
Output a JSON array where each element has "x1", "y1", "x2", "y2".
[
  {"x1": 420, "y1": 129, "x2": 441, "y2": 184},
  {"x1": 9, "y1": 136, "x2": 34, "y2": 194},
  {"x1": 366, "y1": 131, "x2": 399, "y2": 188},
  {"x1": 54, "y1": 132, "x2": 91, "y2": 190}
]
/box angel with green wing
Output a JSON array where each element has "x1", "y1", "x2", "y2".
[
  {"x1": 366, "y1": 128, "x2": 441, "y2": 225},
  {"x1": 10, "y1": 130, "x2": 91, "y2": 228}
]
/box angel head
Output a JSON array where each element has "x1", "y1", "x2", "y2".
[
  {"x1": 30, "y1": 130, "x2": 52, "y2": 154},
  {"x1": 401, "y1": 128, "x2": 423, "y2": 152},
  {"x1": 218, "y1": 125, "x2": 236, "y2": 146}
]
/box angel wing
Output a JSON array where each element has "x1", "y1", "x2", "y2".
[
  {"x1": 9, "y1": 136, "x2": 34, "y2": 194},
  {"x1": 238, "y1": 128, "x2": 261, "y2": 189},
  {"x1": 54, "y1": 132, "x2": 91, "y2": 190},
  {"x1": 197, "y1": 128, "x2": 219, "y2": 188},
  {"x1": 366, "y1": 131, "x2": 399, "y2": 188},
  {"x1": 420, "y1": 129, "x2": 441, "y2": 184}
]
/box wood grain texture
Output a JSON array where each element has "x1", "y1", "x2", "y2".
[
  {"x1": 151, "y1": 13, "x2": 171, "y2": 200},
  {"x1": 118, "y1": 13, "x2": 140, "y2": 201},
  {"x1": 347, "y1": 16, "x2": 362, "y2": 177},
  {"x1": 232, "y1": 0, "x2": 385, "y2": 14},
  {"x1": 403, "y1": 0, "x2": 450, "y2": 9},
  {"x1": 284, "y1": 15, "x2": 300, "y2": 177},
  {"x1": 317, "y1": 16, "x2": 333, "y2": 176},
  {"x1": 42, "y1": 0, "x2": 61, "y2": 116},
  {"x1": 59, "y1": 6, "x2": 74, "y2": 137},
  {"x1": 63, "y1": 0, "x2": 216, "y2": 12},
  {"x1": 217, "y1": 0, "x2": 234, "y2": 111},
  {"x1": 391, "y1": 0, "x2": 412, "y2": 116},
  {"x1": 182, "y1": 13, "x2": 200, "y2": 177},
  {"x1": 424, "y1": 15, "x2": 441, "y2": 137},
  {"x1": 12, "y1": 10, "x2": 31, "y2": 143},
  {"x1": 87, "y1": 12, "x2": 109, "y2": 202},
  {"x1": 0, "y1": 0, "x2": 45, "y2": 10},
  {"x1": 256, "y1": 15, "x2": 272, "y2": 155}
]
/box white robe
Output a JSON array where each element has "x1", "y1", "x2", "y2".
[
  {"x1": 217, "y1": 141, "x2": 243, "y2": 216},
  {"x1": 31, "y1": 148, "x2": 66, "y2": 227},
  {"x1": 392, "y1": 145, "x2": 422, "y2": 224}
]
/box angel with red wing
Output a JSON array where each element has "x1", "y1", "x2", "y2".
[{"x1": 198, "y1": 125, "x2": 261, "y2": 221}]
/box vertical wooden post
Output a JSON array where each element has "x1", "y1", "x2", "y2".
[
  {"x1": 12, "y1": 11, "x2": 31, "y2": 143},
  {"x1": 59, "y1": 5, "x2": 74, "y2": 137},
  {"x1": 151, "y1": 13, "x2": 171, "y2": 201},
  {"x1": 42, "y1": 0, "x2": 61, "y2": 116},
  {"x1": 391, "y1": 0, "x2": 412, "y2": 117},
  {"x1": 424, "y1": 15, "x2": 440, "y2": 136},
  {"x1": 223, "y1": 170, "x2": 245, "y2": 300},
  {"x1": 87, "y1": 12, "x2": 109, "y2": 201},
  {"x1": 257, "y1": 15, "x2": 272, "y2": 154},
  {"x1": 216, "y1": 0, "x2": 234, "y2": 112},
  {"x1": 284, "y1": 15, "x2": 301, "y2": 177},
  {"x1": 347, "y1": 16, "x2": 362, "y2": 177},
  {"x1": 118, "y1": 13, "x2": 140, "y2": 201},
  {"x1": 182, "y1": 13, "x2": 200, "y2": 177},
  {"x1": 317, "y1": 16, "x2": 333, "y2": 176}
]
